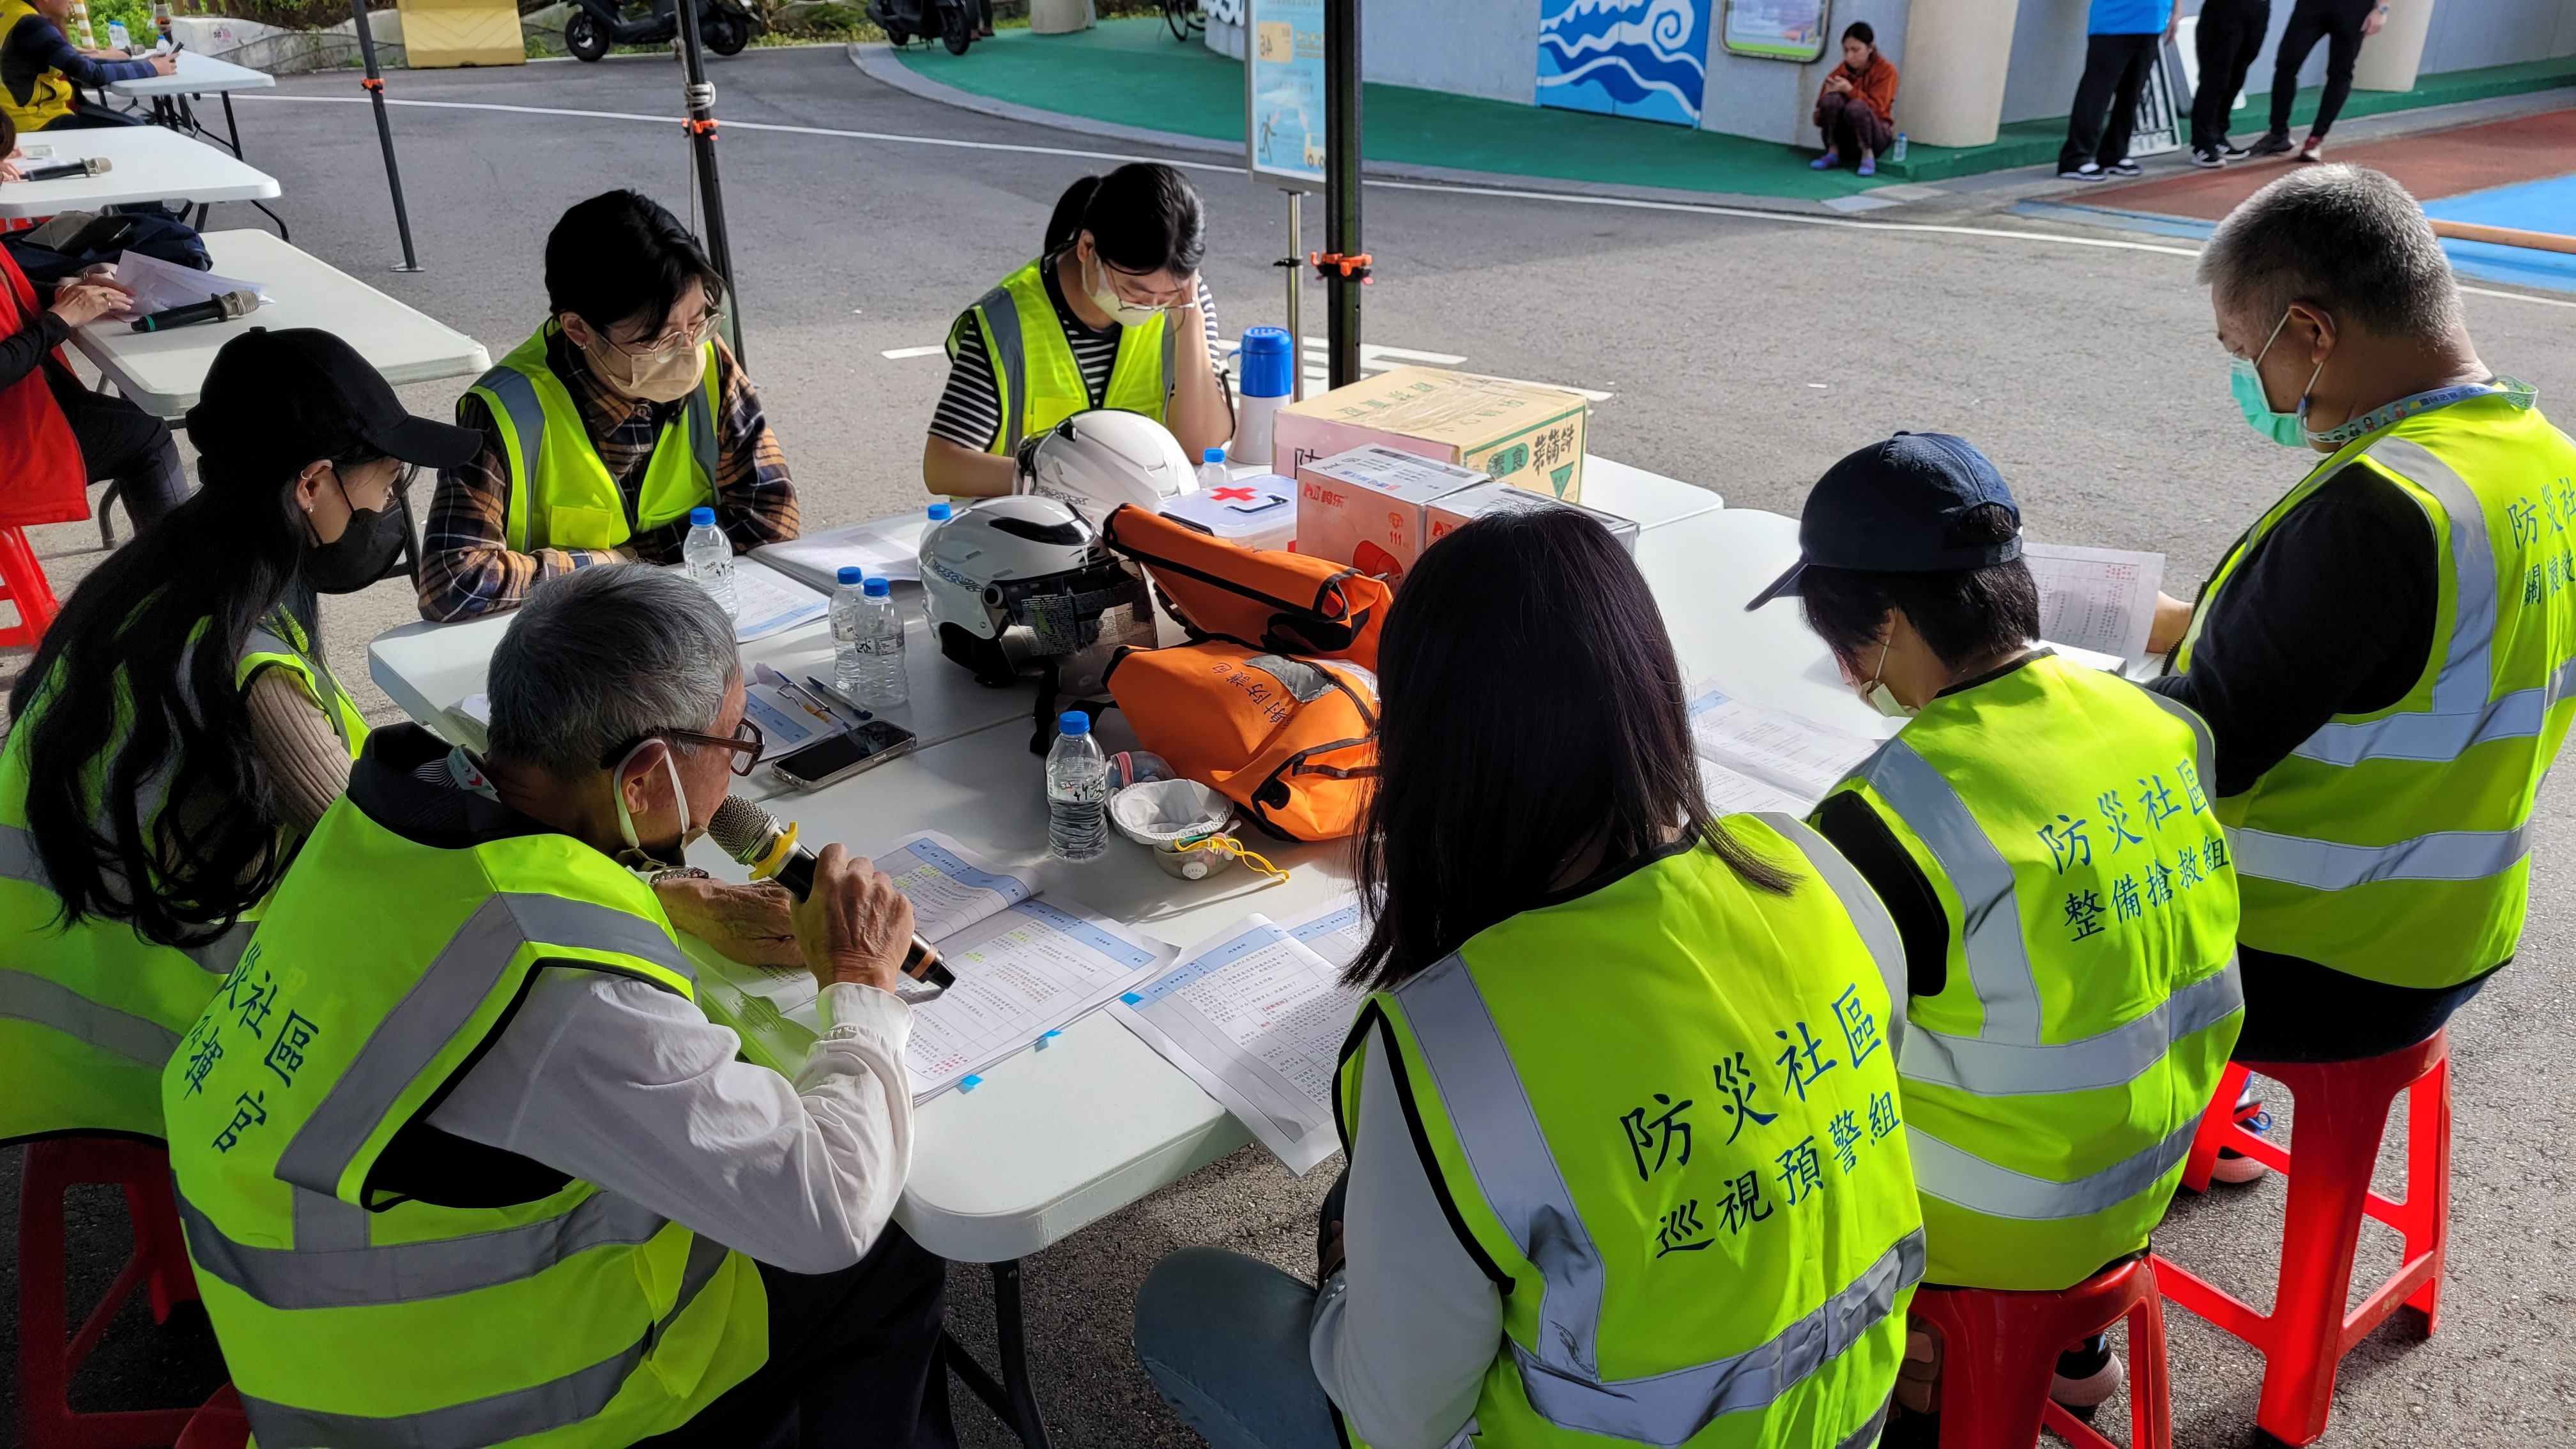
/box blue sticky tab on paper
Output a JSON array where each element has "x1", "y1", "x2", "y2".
[
  {"x1": 1036, "y1": 1030, "x2": 1063, "y2": 1051},
  {"x1": 958, "y1": 1075, "x2": 983, "y2": 1093},
  {"x1": 1120, "y1": 993, "x2": 1143, "y2": 1005}
]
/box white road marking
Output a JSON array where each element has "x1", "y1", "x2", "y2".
[
  {"x1": 234, "y1": 94, "x2": 2576, "y2": 312},
  {"x1": 880, "y1": 344, "x2": 946, "y2": 359}
]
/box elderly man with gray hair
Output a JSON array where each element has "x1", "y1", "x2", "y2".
[
  {"x1": 161, "y1": 564, "x2": 958, "y2": 1449},
  {"x1": 2140, "y1": 165, "x2": 2576, "y2": 1075}
]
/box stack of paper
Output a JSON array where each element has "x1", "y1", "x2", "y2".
[
  {"x1": 114, "y1": 249, "x2": 270, "y2": 312},
  {"x1": 724, "y1": 558, "x2": 831, "y2": 643},
  {"x1": 1686, "y1": 686, "x2": 1880, "y2": 815},
  {"x1": 691, "y1": 832, "x2": 1176, "y2": 1102},
  {"x1": 2023, "y1": 541, "x2": 2166, "y2": 668},
  {"x1": 1111, "y1": 895, "x2": 1373, "y2": 1174},
  {"x1": 755, "y1": 512, "x2": 933, "y2": 592}
]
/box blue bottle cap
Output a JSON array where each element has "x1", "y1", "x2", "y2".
[
  {"x1": 1058, "y1": 710, "x2": 1091, "y2": 737},
  {"x1": 928, "y1": 502, "x2": 953, "y2": 521},
  {"x1": 862, "y1": 577, "x2": 891, "y2": 598},
  {"x1": 1204, "y1": 447, "x2": 1226, "y2": 464},
  {"x1": 838, "y1": 565, "x2": 865, "y2": 586},
  {"x1": 689, "y1": 506, "x2": 716, "y2": 527}
]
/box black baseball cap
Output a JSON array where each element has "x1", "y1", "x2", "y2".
[
  {"x1": 1744, "y1": 431, "x2": 2022, "y2": 611},
  {"x1": 183, "y1": 327, "x2": 481, "y2": 484}
]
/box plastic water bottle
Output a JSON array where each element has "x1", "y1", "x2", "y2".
[
  {"x1": 852, "y1": 577, "x2": 908, "y2": 709},
  {"x1": 830, "y1": 566, "x2": 870, "y2": 696},
  {"x1": 927, "y1": 501, "x2": 953, "y2": 525},
  {"x1": 1046, "y1": 711, "x2": 1109, "y2": 862},
  {"x1": 105, "y1": 19, "x2": 129, "y2": 49},
  {"x1": 682, "y1": 505, "x2": 737, "y2": 618},
  {"x1": 1196, "y1": 447, "x2": 1229, "y2": 494},
  {"x1": 1230, "y1": 326, "x2": 1294, "y2": 469},
  {"x1": 1891, "y1": 132, "x2": 1909, "y2": 164}
]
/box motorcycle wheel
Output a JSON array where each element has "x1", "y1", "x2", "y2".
[
  {"x1": 940, "y1": 3, "x2": 970, "y2": 53},
  {"x1": 704, "y1": 8, "x2": 751, "y2": 52},
  {"x1": 564, "y1": 10, "x2": 610, "y2": 59},
  {"x1": 1163, "y1": 0, "x2": 1189, "y2": 41}
]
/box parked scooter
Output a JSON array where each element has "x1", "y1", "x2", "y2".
[
  {"x1": 563, "y1": 0, "x2": 755, "y2": 62},
  {"x1": 866, "y1": 0, "x2": 976, "y2": 55}
]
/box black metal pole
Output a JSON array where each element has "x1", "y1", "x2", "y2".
[
  {"x1": 671, "y1": 0, "x2": 742, "y2": 364},
  {"x1": 349, "y1": 0, "x2": 420, "y2": 272},
  {"x1": 1322, "y1": 0, "x2": 1360, "y2": 390}
]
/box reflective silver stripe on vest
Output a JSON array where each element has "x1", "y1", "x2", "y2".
[
  {"x1": 1397, "y1": 950, "x2": 1924, "y2": 1445},
  {"x1": 2292, "y1": 438, "x2": 2511, "y2": 767},
  {"x1": 1854, "y1": 740, "x2": 2043, "y2": 1042},
  {"x1": 185, "y1": 923, "x2": 256, "y2": 977},
  {"x1": 1908, "y1": 1111, "x2": 2201, "y2": 1222},
  {"x1": 245, "y1": 619, "x2": 355, "y2": 753},
  {"x1": 1899, "y1": 956, "x2": 2242, "y2": 1097},
  {"x1": 477, "y1": 366, "x2": 548, "y2": 496},
  {"x1": 182, "y1": 1187, "x2": 670, "y2": 1310},
  {"x1": 2231, "y1": 822, "x2": 2531, "y2": 891},
  {"x1": 685, "y1": 347, "x2": 718, "y2": 486},
  {"x1": 274, "y1": 893, "x2": 695, "y2": 1199},
  {"x1": 236, "y1": 1229, "x2": 731, "y2": 1449},
  {"x1": 0, "y1": 821, "x2": 50, "y2": 889},
  {"x1": 0, "y1": 966, "x2": 182, "y2": 1065},
  {"x1": 974, "y1": 284, "x2": 1026, "y2": 454},
  {"x1": 1759, "y1": 813, "x2": 1908, "y2": 1062}
]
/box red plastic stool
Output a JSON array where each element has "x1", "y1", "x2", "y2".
[
  {"x1": 1910, "y1": 1256, "x2": 2172, "y2": 1449},
  {"x1": 0, "y1": 525, "x2": 62, "y2": 648},
  {"x1": 19, "y1": 1136, "x2": 204, "y2": 1449},
  {"x1": 172, "y1": 1388, "x2": 246, "y2": 1449},
  {"x1": 2153, "y1": 1030, "x2": 2451, "y2": 1446}
]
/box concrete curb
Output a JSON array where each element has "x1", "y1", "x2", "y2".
[{"x1": 843, "y1": 42, "x2": 1852, "y2": 218}]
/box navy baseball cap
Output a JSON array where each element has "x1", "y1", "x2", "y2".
[{"x1": 1744, "y1": 431, "x2": 2022, "y2": 611}]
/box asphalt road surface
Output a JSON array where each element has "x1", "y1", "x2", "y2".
[{"x1": 4, "y1": 47, "x2": 2572, "y2": 1449}]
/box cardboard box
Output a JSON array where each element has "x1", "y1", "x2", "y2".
[
  {"x1": 1295, "y1": 446, "x2": 1487, "y2": 580},
  {"x1": 1426, "y1": 481, "x2": 1641, "y2": 555},
  {"x1": 1272, "y1": 367, "x2": 1590, "y2": 503}
]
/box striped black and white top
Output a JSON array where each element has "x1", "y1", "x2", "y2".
[{"x1": 929, "y1": 259, "x2": 1220, "y2": 452}]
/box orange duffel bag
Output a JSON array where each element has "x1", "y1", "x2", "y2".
[
  {"x1": 1104, "y1": 640, "x2": 1379, "y2": 841},
  {"x1": 1101, "y1": 504, "x2": 1390, "y2": 666}
]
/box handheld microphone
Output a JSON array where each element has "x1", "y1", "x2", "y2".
[
  {"x1": 130, "y1": 288, "x2": 257, "y2": 334},
  {"x1": 708, "y1": 796, "x2": 952, "y2": 990},
  {"x1": 22, "y1": 156, "x2": 111, "y2": 183}
]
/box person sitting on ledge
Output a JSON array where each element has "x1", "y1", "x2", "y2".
[{"x1": 1811, "y1": 22, "x2": 1900, "y2": 178}]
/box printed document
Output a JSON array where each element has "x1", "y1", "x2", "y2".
[
  {"x1": 726, "y1": 559, "x2": 830, "y2": 643},
  {"x1": 2023, "y1": 542, "x2": 2165, "y2": 666},
  {"x1": 690, "y1": 832, "x2": 1176, "y2": 1102},
  {"x1": 1112, "y1": 894, "x2": 1371, "y2": 1174},
  {"x1": 114, "y1": 249, "x2": 270, "y2": 312},
  {"x1": 1686, "y1": 685, "x2": 1879, "y2": 813},
  {"x1": 754, "y1": 512, "x2": 931, "y2": 592}
]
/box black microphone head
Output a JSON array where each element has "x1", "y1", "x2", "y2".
[{"x1": 707, "y1": 795, "x2": 782, "y2": 866}]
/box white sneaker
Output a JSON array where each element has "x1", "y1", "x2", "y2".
[
  {"x1": 2050, "y1": 1339, "x2": 2126, "y2": 1410},
  {"x1": 2212, "y1": 1101, "x2": 2276, "y2": 1184},
  {"x1": 2059, "y1": 164, "x2": 2108, "y2": 182}
]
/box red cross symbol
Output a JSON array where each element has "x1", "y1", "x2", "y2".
[{"x1": 1209, "y1": 486, "x2": 1259, "y2": 502}]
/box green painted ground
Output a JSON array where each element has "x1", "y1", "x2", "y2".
[{"x1": 889, "y1": 20, "x2": 2576, "y2": 197}]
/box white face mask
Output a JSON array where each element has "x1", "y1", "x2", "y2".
[
  {"x1": 613, "y1": 739, "x2": 703, "y2": 870},
  {"x1": 1856, "y1": 640, "x2": 1919, "y2": 719},
  {"x1": 1082, "y1": 250, "x2": 1169, "y2": 328}
]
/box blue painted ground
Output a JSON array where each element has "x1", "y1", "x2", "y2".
[{"x1": 2423, "y1": 172, "x2": 2576, "y2": 293}]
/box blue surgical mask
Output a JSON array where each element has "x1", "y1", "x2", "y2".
[{"x1": 2231, "y1": 310, "x2": 2326, "y2": 448}]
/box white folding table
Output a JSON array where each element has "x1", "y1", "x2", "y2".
[
  {"x1": 0, "y1": 123, "x2": 275, "y2": 219},
  {"x1": 106, "y1": 52, "x2": 288, "y2": 238},
  {"x1": 69, "y1": 229, "x2": 489, "y2": 420}
]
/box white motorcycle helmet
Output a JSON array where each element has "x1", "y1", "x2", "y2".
[
  {"x1": 1020, "y1": 409, "x2": 1199, "y2": 522},
  {"x1": 919, "y1": 494, "x2": 1154, "y2": 690}
]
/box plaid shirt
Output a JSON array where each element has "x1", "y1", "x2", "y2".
[{"x1": 416, "y1": 327, "x2": 799, "y2": 622}]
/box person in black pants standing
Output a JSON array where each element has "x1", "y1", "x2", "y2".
[
  {"x1": 2188, "y1": 0, "x2": 2271, "y2": 166},
  {"x1": 2246, "y1": 0, "x2": 2390, "y2": 162},
  {"x1": 2057, "y1": 0, "x2": 2179, "y2": 182}
]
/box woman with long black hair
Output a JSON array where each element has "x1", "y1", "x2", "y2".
[
  {"x1": 1132, "y1": 509, "x2": 1926, "y2": 1449},
  {"x1": 923, "y1": 161, "x2": 1232, "y2": 497},
  {"x1": 0, "y1": 326, "x2": 479, "y2": 1146}
]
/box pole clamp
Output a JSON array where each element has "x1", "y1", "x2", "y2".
[
  {"x1": 1309, "y1": 251, "x2": 1373, "y2": 284},
  {"x1": 684, "y1": 117, "x2": 719, "y2": 136},
  {"x1": 686, "y1": 81, "x2": 716, "y2": 110},
  {"x1": 360, "y1": 75, "x2": 384, "y2": 92}
]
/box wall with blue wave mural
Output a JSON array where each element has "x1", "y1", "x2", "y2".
[{"x1": 1536, "y1": 0, "x2": 1715, "y2": 127}]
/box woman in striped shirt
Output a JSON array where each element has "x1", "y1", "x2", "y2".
[{"x1": 923, "y1": 164, "x2": 1233, "y2": 498}]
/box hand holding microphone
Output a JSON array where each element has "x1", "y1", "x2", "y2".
[{"x1": 709, "y1": 795, "x2": 951, "y2": 992}]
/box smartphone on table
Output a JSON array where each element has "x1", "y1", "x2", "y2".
[{"x1": 771, "y1": 719, "x2": 917, "y2": 792}]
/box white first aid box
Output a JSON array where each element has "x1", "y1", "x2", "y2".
[
  {"x1": 1156, "y1": 473, "x2": 1298, "y2": 553},
  {"x1": 1295, "y1": 446, "x2": 1487, "y2": 580}
]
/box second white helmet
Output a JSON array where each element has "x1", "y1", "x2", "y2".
[{"x1": 1021, "y1": 409, "x2": 1199, "y2": 521}]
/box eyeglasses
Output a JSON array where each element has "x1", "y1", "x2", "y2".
[
  {"x1": 1098, "y1": 259, "x2": 1192, "y2": 310},
  {"x1": 608, "y1": 309, "x2": 724, "y2": 358},
  {"x1": 601, "y1": 717, "x2": 765, "y2": 776}
]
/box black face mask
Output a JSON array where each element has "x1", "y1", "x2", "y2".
[{"x1": 304, "y1": 473, "x2": 410, "y2": 595}]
